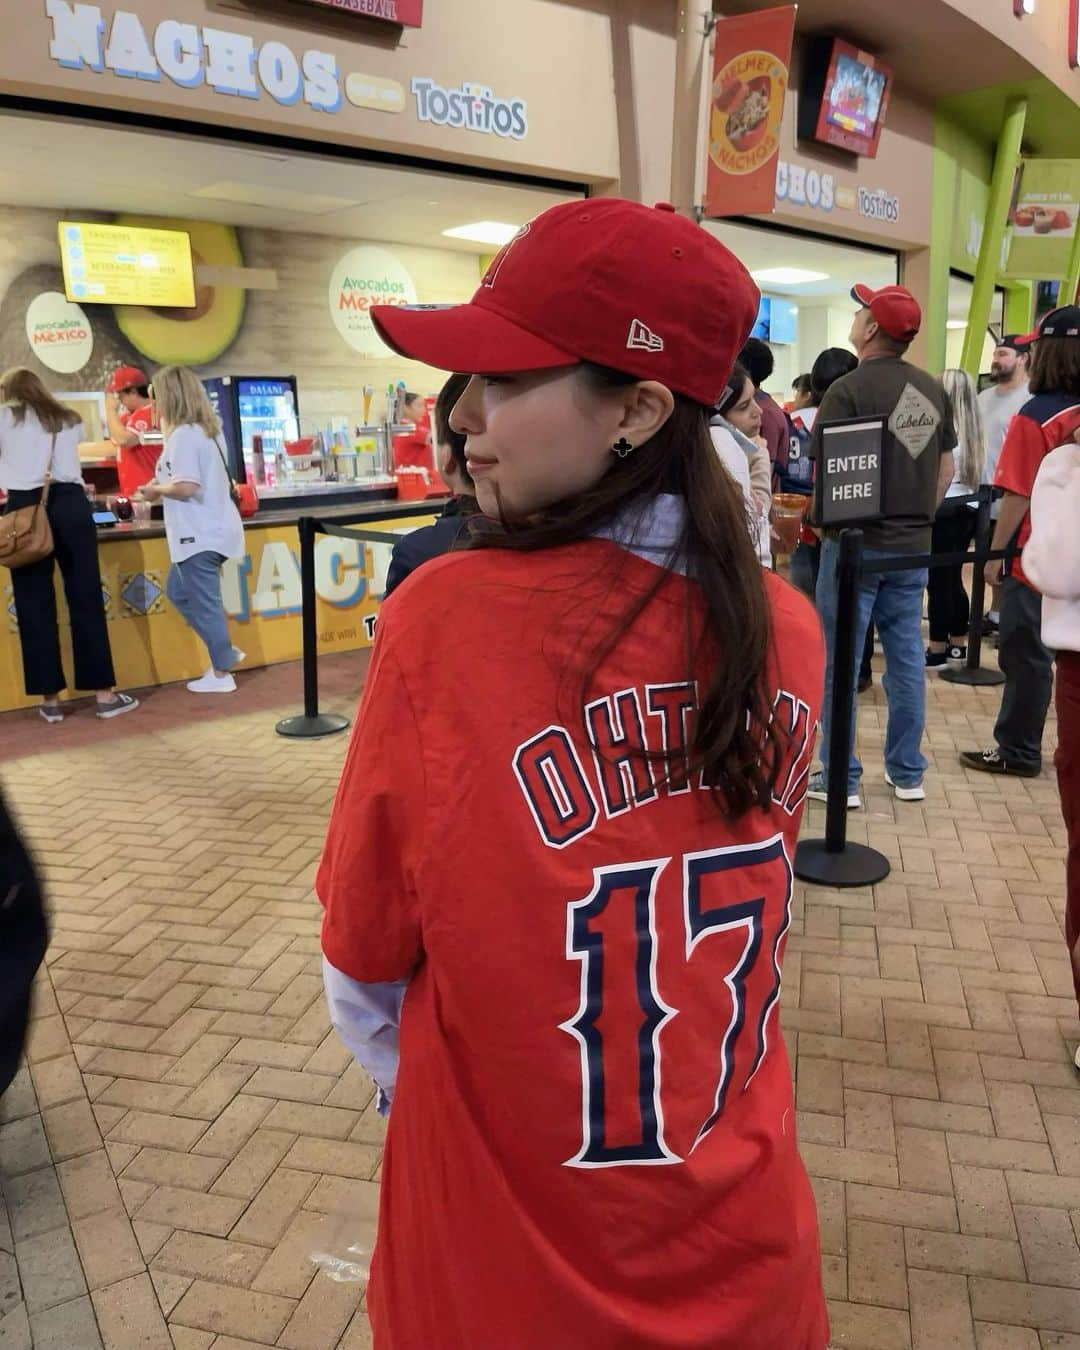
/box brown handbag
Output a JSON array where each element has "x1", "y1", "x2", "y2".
[{"x1": 0, "y1": 434, "x2": 57, "y2": 570}]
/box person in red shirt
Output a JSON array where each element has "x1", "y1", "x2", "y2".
[
  {"x1": 104, "y1": 365, "x2": 158, "y2": 496},
  {"x1": 391, "y1": 391, "x2": 435, "y2": 472},
  {"x1": 317, "y1": 200, "x2": 828, "y2": 1350},
  {"x1": 960, "y1": 306, "x2": 1080, "y2": 777}
]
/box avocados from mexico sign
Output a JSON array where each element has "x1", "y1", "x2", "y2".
[{"x1": 329, "y1": 246, "x2": 418, "y2": 358}]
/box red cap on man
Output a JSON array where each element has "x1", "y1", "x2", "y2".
[
  {"x1": 371, "y1": 199, "x2": 761, "y2": 408},
  {"x1": 850, "y1": 284, "x2": 922, "y2": 343},
  {"x1": 107, "y1": 366, "x2": 148, "y2": 393}
]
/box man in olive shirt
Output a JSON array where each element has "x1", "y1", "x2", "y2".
[{"x1": 807, "y1": 284, "x2": 956, "y2": 808}]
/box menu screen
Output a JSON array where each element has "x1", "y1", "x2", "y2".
[
  {"x1": 825, "y1": 53, "x2": 888, "y2": 140},
  {"x1": 58, "y1": 222, "x2": 196, "y2": 308}
]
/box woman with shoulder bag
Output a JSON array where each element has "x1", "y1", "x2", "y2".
[
  {"x1": 0, "y1": 368, "x2": 137, "y2": 723},
  {"x1": 135, "y1": 366, "x2": 245, "y2": 695}
]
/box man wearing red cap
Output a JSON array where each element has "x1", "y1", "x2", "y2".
[
  {"x1": 807, "y1": 284, "x2": 956, "y2": 809},
  {"x1": 104, "y1": 365, "x2": 158, "y2": 496}
]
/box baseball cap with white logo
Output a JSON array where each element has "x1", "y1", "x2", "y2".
[{"x1": 371, "y1": 199, "x2": 761, "y2": 407}]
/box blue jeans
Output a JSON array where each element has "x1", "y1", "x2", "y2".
[
  {"x1": 816, "y1": 537, "x2": 929, "y2": 793},
  {"x1": 166, "y1": 551, "x2": 235, "y2": 673}
]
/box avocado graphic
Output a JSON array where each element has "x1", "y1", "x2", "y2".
[
  {"x1": 111, "y1": 217, "x2": 246, "y2": 366},
  {"x1": 0, "y1": 262, "x2": 143, "y2": 390}
]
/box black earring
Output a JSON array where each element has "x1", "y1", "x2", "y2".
[{"x1": 612, "y1": 437, "x2": 634, "y2": 458}]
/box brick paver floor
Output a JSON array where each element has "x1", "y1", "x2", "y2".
[{"x1": 1, "y1": 646, "x2": 1079, "y2": 1349}]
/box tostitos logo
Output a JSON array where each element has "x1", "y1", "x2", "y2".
[{"x1": 709, "y1": 51, "x2": 787, "y2": 177}]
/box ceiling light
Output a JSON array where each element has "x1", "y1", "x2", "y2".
[
  {"x1": 750, "y1": 267, "x2": 829, "y2": 285},
  {"x1": 946, "y1": 319, "x2": 968, "y2": 330},
  {"x1": 442, "y1": 221, "x2": 521, "y2": 246},
  {"x1": 1013, "y1": 0, "x2": 1035, "y2": 15}
]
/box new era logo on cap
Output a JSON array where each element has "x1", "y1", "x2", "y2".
[
  {"x1": 369, "y1": 198, "x2": 761, "y2": 406},
  {"x1": 627, "y1": 319, "x2": 664, "y2": 353}
]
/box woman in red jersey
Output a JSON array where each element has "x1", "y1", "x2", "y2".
[{"x1": 318, "y1": 199, "x2": 828, "y2": 1350}]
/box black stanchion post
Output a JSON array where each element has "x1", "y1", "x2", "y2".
[
  {"x1": 795, "y1": 528, "x2": 891, "y2": 888},
  {"x1": 940, "y1": 485, "x2": 1005, "y2": 687},
  {"x1": 276, "y1": 516, "x2": 351, "y2": 739}
]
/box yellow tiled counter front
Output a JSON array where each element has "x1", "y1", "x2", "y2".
[{"x1": 0, "y1": 509, "x2": 438, "y2": 712}]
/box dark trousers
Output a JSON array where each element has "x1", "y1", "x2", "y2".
[
  {"x1": 994, "y1": 576, "x2": 1053, "y2": 769},
  {"x1": 1054, "y1": 651, "x2": 1080, "y2": 1019},
  {"x1": 928, "y1": 500, "x2": 977, "y2": 643},
  {"x1": 5, "y1": 483, "x2": 115, "y2": 696}
]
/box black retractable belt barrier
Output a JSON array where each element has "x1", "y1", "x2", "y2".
[
  {"x1": 276, "y1": 516, "x2": 352, "y2": 739},
  {"x1": 794, "y1": 517, "x2": 1019, "y2": 888},
  {"x1": 275, "y1": 505, "x2": 440, "y2": 740},
  {"x1": 794, "y1": 529, "x2": 892, "y2": 888},
  {"x1": 940, "y1": 485, "x2": 1006, "y2": 687}
]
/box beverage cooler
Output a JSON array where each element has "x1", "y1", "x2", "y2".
[
  {"x1": 201, "y1": 375, "x2": 409, "y2": 510},
  {"x1": 203, "y1": 376, "x2": 299, "y2": 485}
]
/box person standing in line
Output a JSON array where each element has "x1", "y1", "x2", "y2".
[
  {"x1": 961, "y1": 308, "x2": 1080, "y2": 777},
  {"x1": 977, "y1": 334, "x2": 1032, "y2": 636},
  {"x1": 713, "y1": 364, "x2": 772, "y2": 565},
  {"x1": 787, "y1": 347, "x2": 858, "y2": 599},
  {"x1": 739, "y1": 337, "x2": 790, "y2": 472},
  {"x1": 1019, "y1": 426, "x2": 1080, "y2": 1067},
  {"x1": 135, "y1": 366, "x2": 245, "y2": 695},
  {"x1": 384, "y1": 373, "x2": 474, "y2": 597},
  {"x1": 0, "y1": 368, "x2": 138, "y2": 722},
  {"x1": 319, "y1": 199, "x2": 829, "y2": 1350},
  {"x1": 790, "y1": 374, "x2": 814, "y2": 415},
  {"x1": 926, "y1": 369, "x2": 987, "y2": 668},
  {"x1": 103, "y1": 365, "x2": 158, "y2": 497},
  {"x1": 807, "y1": 285, "x2": 956, "y2": 809}
]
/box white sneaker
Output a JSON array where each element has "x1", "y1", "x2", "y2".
[
  {"x1": 230, "y1": 647, "x2": 246, "y2": 668},
  {"x1": 885, "y1": 772, "x2": 926, "y2": 802},
  {"x1": 1074, "y1": 1043, "x2": 1080, "y2": 1072},
  {"x1": 187, "y1": 672, "x2": 237, "y2": 694}
]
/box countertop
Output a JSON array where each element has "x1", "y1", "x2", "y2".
[{"x1": 96, "y1": 494, "x2": 449, "y2": 543}]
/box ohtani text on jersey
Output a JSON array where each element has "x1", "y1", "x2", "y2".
[{"x1": 513, "y1": 682, "x2": 814, "y2": 850}]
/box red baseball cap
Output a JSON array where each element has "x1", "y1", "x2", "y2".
[
  {"x1": 851, "y1": 284, "x2": 922, "y2": 343},
  {"x1": 371, "y1": 199, "x2": 760, "y2": 407},
  {"x1": 107, "y1": 365, "x2": 148, "y2": 393}
]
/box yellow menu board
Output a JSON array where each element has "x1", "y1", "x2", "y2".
[{"x1": 58, "y1": 221, "x2": 196, "y2": 308}]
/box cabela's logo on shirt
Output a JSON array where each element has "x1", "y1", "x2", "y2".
[{"x1": 889, "y1": 384, "x2": 940, "y2": 460}]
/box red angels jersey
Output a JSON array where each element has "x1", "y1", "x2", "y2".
[
  {"x1": 994, "y1": 392, "x2": 1080, "y2": 588},
  {"x1": 319, "y1": 541, "x2": 828, "y2": 1350},
  {"x1": 115, "y1": 403, "x2": 159, "y2": 496}
]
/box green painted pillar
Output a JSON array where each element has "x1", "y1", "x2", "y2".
[
  {"x1": 960, "y1": 97, "x2": 1027, "y2": 375},
  {"x1": 1064, "y1": 224, "x2": 1080, "y2": 308},
  {"x1": 1005, "y1": 281, "x2": 1033, "y2": 335}
]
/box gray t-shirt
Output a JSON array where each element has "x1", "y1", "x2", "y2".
[
  {"x1": 812, "y1": 357, "x2": 956, "y2": 553},
  {"x1": 157, "y1": 424, "x2": 245, "y2": 564},
  {"x1": 978, "y1": 381, "x2": 1030, "y2": 485}
]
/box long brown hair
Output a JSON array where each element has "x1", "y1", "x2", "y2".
[
  {"x1": 1029, "y1": 337, "x2": 1080, "y2": 396},
  {"x1": 0, "y1": 367, "x2": 80, "y2": 435},
  {"x1": 465, "y1": 364, "x2": 785, "y2": 817}
]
